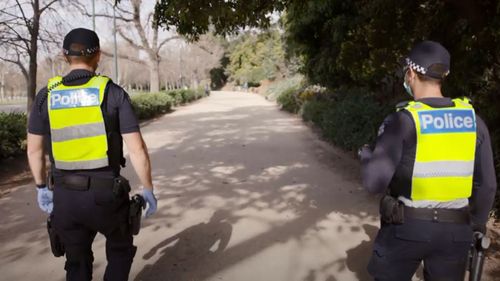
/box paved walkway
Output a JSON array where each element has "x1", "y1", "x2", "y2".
[
  {"x1": 0, "y1": 104, "x2": 25, "y2": 113},
  {"x1": 0, "y1": 91, "x2": 421, "y2": 281}
]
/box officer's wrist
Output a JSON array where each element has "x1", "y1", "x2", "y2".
[{"x1": 36, "y1": 183, "x2": 47, "y2": 189}]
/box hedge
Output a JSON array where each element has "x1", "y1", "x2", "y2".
[
  {"x1": 0, "y1": 112, "x2": 27, "y2": 159},
  {"x1": 131, "y1": 88, "x2": 206, "y2": 120},
  {"x1": 130, "y1": 92, "x2": 174, "y2": 120},
  {"x1": 293, "y1": 88, "x2": 391, "y2": 152}
]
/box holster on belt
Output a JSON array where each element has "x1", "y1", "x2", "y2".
[
  {"x1": 47, "y1": 214, "x2": 65, "y2": 257},
  {"x1": 129, "y1": 194, "x2": 145, "y2": 235},
  {"x1": 380, "y1": 195, "x2": 404, "y2": 224},
  {"x1": 113, "y1": 176, "x2": 131, "y2": 198},
  {"x1": 46, "y1": 171, "x2": 54, "y2": 191}
]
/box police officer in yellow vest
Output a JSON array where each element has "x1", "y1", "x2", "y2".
[
  {"x1": 27, "y1": 28, "x2": 158, "y2": 281},
  {"x1": 359, "y1": 41, "x2": 497, "y2": 280}
]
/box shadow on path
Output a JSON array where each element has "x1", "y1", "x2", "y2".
[{"x1": 135, "y1": 210, "x2": 233, "y2": 281}]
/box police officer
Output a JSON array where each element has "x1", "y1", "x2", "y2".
[
  {"x1": 359, "y1": 41, "x2": 497, "y2": 280},
  {"x1": 27, "y1": 28, "x2": 158, "y2": 281}
]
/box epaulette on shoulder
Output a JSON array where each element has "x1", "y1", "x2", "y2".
[
  {"x1": 96, "y1": 74, "x2": 112, "y2": 82},
  {"x1": 396, "y1": 101, "x2": 411, "y2": 111},
  {"x1": 459, "y1": 96, "x2": 473, "y2": 104}
]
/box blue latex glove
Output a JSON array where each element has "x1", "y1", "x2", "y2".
[
  {"x1": 142, "y1": 188, "x2": 157, "y2": 218},
  {"x1": 358, "y1": 144, "x2": 372, "y2": 161},
  {"x1": 37, "y1": 186, "x2": 53, "y2": 214}
]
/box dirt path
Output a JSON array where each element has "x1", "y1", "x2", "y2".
[{"x1": 0, "y1": 91, "x2": 496, "y2": 281}]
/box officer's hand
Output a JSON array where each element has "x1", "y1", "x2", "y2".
[
  {"x1": 37, "y1": 186, "x2": 53, "y2": 214},
  {"x1": 358, "y1": 144, "x2": 372, "y2": 160},
  {"x1": 142, "y1": 188, "x2": 157, "y2": 218}
]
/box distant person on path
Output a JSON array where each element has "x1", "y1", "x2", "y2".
[
  {"x1": 27, "y1": 28, "x2": 158, "y2": 281},
  {"x1": 359, "y1": 41, "x2": 497, "y2": 280},
  {"x1": 205, "y1": 84, "x2": 210, "y2": 96}
]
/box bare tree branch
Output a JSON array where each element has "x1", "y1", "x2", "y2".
[
  {"x1": 157, "y1": 35, "x2": 181, "y2": 52},
  {"x1": 39, "y1": 0, "x2": 58, "y2": 14},
  {"x1": 0, "y1": 22, "x2": 30, "y2": 50},
  {"x1": 112, "y1": 2, "x2": 134, "y2": 15},
  {"x1": 14, "y1": 0, "x2": 31, "y2": 32},
  {"x1": 83, "y1": 12, "x2": 133, "y2": 22},
  {"x1": 0, "y1": 38, "x2": 29, "y2": 51},
  {"x1": 101, "y1": 49, "x2": 144, "y2": 64},
  {"x1": 0, "y1": 9, "x2": 25, "y2": 20},
  {"x1": 0, "y1": 51, "x2": 28, "y2": 80},
  {"x1": 131, "y1": 0, "x2": 152, "y2": 53},
  {"x1": 193, "y1": 43, "x2": 214, "y2": 55},
  {"x1": 117, "y1": 27, "x2": 144, "y2": 51}
]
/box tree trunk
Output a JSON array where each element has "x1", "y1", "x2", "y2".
[
  {"x1": 27, "y1": 0, "x2": 40, "y2": 115},
  {"x1": 149, "y1": 57, "x2": 160, "y2": 92},
  {"x1": 0, "y1": 72, "x2": 5, "y2": 100}
]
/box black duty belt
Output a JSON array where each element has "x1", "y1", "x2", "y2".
[
  {"x1": 53, "y1": 175, "x2": 115, "y2": 191},
  {"x1": 404, "y1": 206, "x2": 470, "y2": 224}
]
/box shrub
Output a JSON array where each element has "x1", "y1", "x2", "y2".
[
  {"x1": 0, "y1": 112, "x2": 27, "y2": 159},
  {"x1": 318, "y1": 88, "x2": 391, "y2": 152},
  {"x1": 166, "y1": 89, "x2": 203, "y2": 105},
  {"x1": 167, "y1": 90, "x2": 184, "y2": 105},
  {"x1": 130, "y1": 92, "x2": 174, "y2": 120},
  {"x1": 301, "y1": 99, "x2": 330, "y2": 126},
  {"x1": 265, "y1": 75, "x2": 303, "y2": 101},
  {"x1": 277, "y1": 86, "x2": 301, "y2": 113},
  {"x1": 247, "y1": 81, "x2": 261, "y2": 88}
]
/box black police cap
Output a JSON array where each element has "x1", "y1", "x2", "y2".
[
  {"x1": 405, "y1": 41, "x2": 450, "y2": 79},
  {"x1": 63, "y1": 28, "x2": 100, "y2": 56}
]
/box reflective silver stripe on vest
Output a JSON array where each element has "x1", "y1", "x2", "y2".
[
  {"x1": 51, "y1": 122, "x2": 106, "y2": 142},
  {"x1": 54, "y1": 157, "x2": 109, "y2": 170},
  {"x1": 398, "y1": 196, "x2": 469, "y2": 209},
  {"x1": 413, "y1": 160, "x2": 474, "y2": 178}
]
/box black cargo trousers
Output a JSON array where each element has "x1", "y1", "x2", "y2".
[
  {"x1": 52, "y1": 175, "x2": 136, "y2": 281},
  {"x1": 367, "y1": 218, "x2": 472, "y2": 281}
]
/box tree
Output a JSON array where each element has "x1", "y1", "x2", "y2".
[
  {"x1": 80, "y1": 0, "x2": 182, "y2": 92},
  {"x1": 284, "y1": 0, "x2": 500, "y2": 215},
  {"x1": 226, "y1": 29, "x2": 287, "y2": 85},
  {"x1": 153, "y1": 0, "x2": 287, "y2": 39},
  {"x1": 0, "y1": 0, "x2": 62, "y2": 113}
]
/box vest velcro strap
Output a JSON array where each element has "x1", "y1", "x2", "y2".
[
  {"x1": 413, "y1": 160, "x2": 474, "y2": 178},
  {"x1": 54, "y1": 158, "x2": 109, "y2": 170},
  {"x1": 51, "y1": 122, "x2": 106, "y2": 142}
]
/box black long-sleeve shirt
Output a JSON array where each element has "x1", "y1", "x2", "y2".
[{"x1": 361, "y1": 97, "x2": 497, "y2": 227}]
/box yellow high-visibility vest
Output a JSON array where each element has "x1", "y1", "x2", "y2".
[
  {"x1": 403, "y1": 98, "x2": 477, "y2": 201},
  {"x1": 47, "y1": 76, "x2": 110, "y2": 170}
]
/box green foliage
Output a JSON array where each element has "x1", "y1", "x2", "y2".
[
  {"x1": 300, "y1": 89, "x2": 391, "y2": 152},
  {"x1": 131, "y1": 88, "x2": 206, "y2": 120},
  {"x1": 227, "y1": 30, "x2": 288, "y2": 85},
  {"x1": 0, "y1": 112, "x2": 27, "y2": 159},
  {"x1": 285, "y1": 0, "x2": 500, "y2": 216},
  {"x1": 131, "y1": 92, "x2": 174, "y2": 120},
  {"x1": 277, "y1": 86, "x2": 301, "y2": 113},
  {"x1": 301, "y1": 99, "x2": 330, "y2": 126},
  {"x1": 321, "y1": 90, "x2": 391, "y2": 151},
  {"x1": 167, "y1": 90, "x2": 184, "y2": 106},
  {"x1": 153, "y1": 0, "x2": 286, "y2": 39},
  {"x1": 210, "y1": 55, "x2": 229, "y2": 90},
  {"x1": 265, "y1": 75, "x2": 303, "y2": 101}
]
